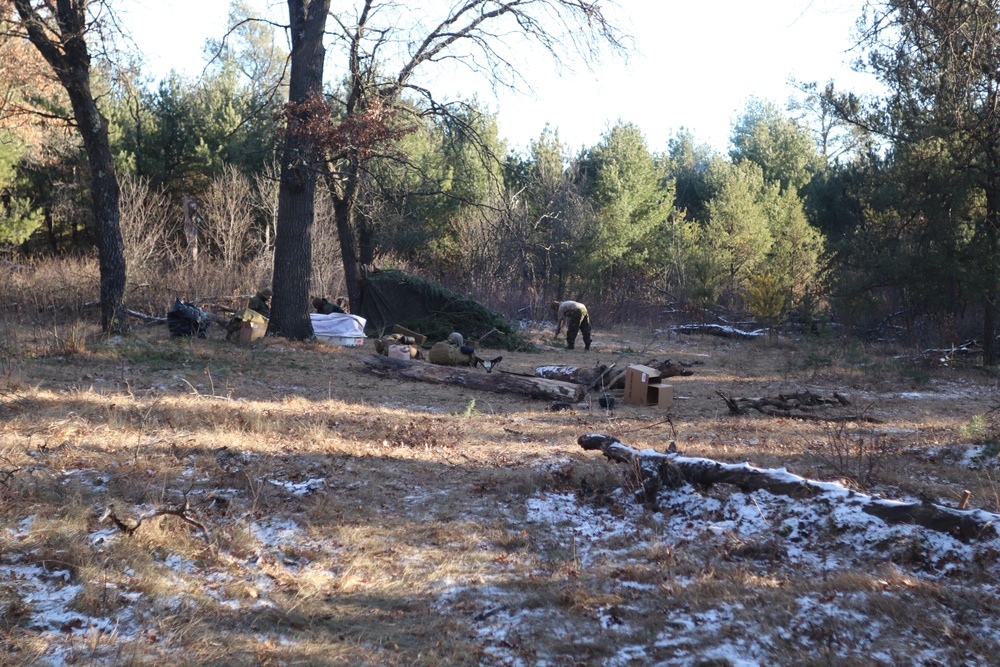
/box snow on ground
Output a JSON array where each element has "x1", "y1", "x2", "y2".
[
  {"x1": 5, "y1": 454, "x2": 999, "y2": 665},
  {"x1": 446, "y1": 476, "x2": 1000, "y2": 666}
]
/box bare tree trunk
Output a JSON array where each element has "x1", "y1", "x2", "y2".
[
  {"x1": 331, "y1": 20, "x2": 370, "y2": 314},
  {"x1": 14, "y1": 0, "x2": 128, "y2": 334},
  {"x1": 85, "y1": 111, "x2": 128, "y2": 334},
  {"x1": 330, "y1": 163, "x2": 364, "y2": 312},
  {"x1": 271, "y1": 0, "x2": 331, "y2": 339}
]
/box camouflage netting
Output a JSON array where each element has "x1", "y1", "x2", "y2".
[{"x1": 359, "y1": 269, "x2": 534, "y2": 351}]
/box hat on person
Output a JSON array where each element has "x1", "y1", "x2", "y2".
[
  {"x1": 446, "y1": 332, "x2": 464, "y2": 346},
  {"x1": 311, "y1": 296, "x2": 324, "y2": 310},
  {"x1": 549, "y1": 301, "x2": 560, "y2": 311},
  {"x1": 260, "y1": 287, "x2": 273, "y2": 298}
]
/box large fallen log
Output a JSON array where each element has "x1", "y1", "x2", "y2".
[
  {"x1": 673, "y1": 323, "x2": 765, "y2": 340},
  {"x1": 363, "y1": 355, "x2": 584, "y2": 402},
  {"x1": 534, "y1": 364, "x2": 609, "y2": 386},
  {"x1": 578, "y1": 433, "x2": 997, "y2": 541}
]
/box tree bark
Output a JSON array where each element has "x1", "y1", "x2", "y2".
[
  {"x1": 14, "y1": 0, "x2": 128, "y2": 334},
  {"x1": 331, "y1": 162, "x2": 364, "y2": 314},
  {"x1": 578, "y1": 434, "x2": 998, "y2": 541},
  {"x1": 364, "y1": 355, "x2": 584, "y2": 402},
  {"x1": 534, "y1": 364, "x2": 609, "y2": 386},
  {"x1": 271, "y1": 0, "x2": 332, "y2": 339}
]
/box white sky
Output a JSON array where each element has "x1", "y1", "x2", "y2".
[{"x1": 117, "y1": 0, "x2": 880, "y2": 155}]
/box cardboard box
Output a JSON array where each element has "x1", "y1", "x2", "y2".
[
  {"x1": 624, "y1": 364, "x2": 673, "y2": 408},
  {"x1": 238, "y1": 319, "x2": 267, "y2": 345}
]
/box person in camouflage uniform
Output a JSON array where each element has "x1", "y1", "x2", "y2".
[
  {"x1": 226, "y1": 287, "x2": 271, "y2": 341},
  {"x1": 428, "y1": 332, "x2": 476, "y2": 366},
  {"x1": 248, "y1": 287, "x2": 272, "y2": 319},
  {"x1": 550, "y1": 300, "x2": 591, "y2": 350},
  {"x1": 312, "y1": 296, "x2": 345, "y2": 314}
]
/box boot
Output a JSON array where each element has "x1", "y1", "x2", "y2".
[{"x1": 566, "y1": 343, "x2": 574, "y2": 350}]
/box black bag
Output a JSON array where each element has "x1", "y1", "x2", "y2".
[{"x1": 167, "y1": 299, "x2": 210, "y2": 338}]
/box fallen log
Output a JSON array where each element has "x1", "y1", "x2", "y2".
[
  {"x1": 717, "y1": 390, "x2": 882, "y2": 423},
  {"x1": 534, "y1": 364, "x2": 609, "y2": 386},
  {"x1": 673, "y1": 323, "x2": 765, "y2": 340},
  {"x1": 363, "y1": 355, "x2": 584, "y2": 402},
  {"x1": 127, "y1": 309, "x2": 168, "y2": 324},
  {"x1": 578, "y1": 434, "x2": 997, "y2": 541}
]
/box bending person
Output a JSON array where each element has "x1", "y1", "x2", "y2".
[{"x1": 550, "y1": 300, "x2": 591, "y2": 351}]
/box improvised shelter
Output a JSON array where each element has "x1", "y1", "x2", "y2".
[{"x1": 359, "y1": 269, "x2": 532, "y2": 351}]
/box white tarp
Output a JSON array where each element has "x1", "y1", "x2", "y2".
[{"x1": 310, "y1": 313, "x2": 366, "y2": 337}]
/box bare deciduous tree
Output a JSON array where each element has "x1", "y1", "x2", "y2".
[
  {"x1": 253, "y1": 162, "x2": 281, "y2": 255},
  {"x1": 311, "y1": 187, "x2": 346, "y2": 300},
  {"x1": 200, "y1": 165, "x2": 259, "y2": 270},
  {"x1": 8, "y1": 0, "x2": 129, "y2": 333},
  {"x1": 271, "y1": 0, "x2": 630, "y2": 338},
  {"x1": 118, "y1": 174, "x2": 171, "y2": 284}
]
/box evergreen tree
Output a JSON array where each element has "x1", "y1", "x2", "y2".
[
  {"x1": 829, "y1": 0, "x2": 1000, "y2": 360},
  {"x1": 0, "y1": 138, "x2": 44, "y2": 246},
  {"x1": 666, "y1": 129, "x2": 715, "y2": 223},
  {"x1": 729, "y1": 97, "x2": 822, "y2": 194},
  {"x1": 578, "y1": 121, "x2": 673, "y2": 295},
  {"x1": 702, "y1": 158, "x2": 775, "y2": 300}
]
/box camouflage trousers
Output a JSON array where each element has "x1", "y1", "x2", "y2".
[{"x1": 565, "y1": 308, "x2": 591, "y2": 350}]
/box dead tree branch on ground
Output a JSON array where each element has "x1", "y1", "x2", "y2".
[
  {"x1": 717, "y1": 390, "x2": 883, "y2": 423},
  {"x1": 100, "y1": 497, "x2": 214, "y2": 549}
]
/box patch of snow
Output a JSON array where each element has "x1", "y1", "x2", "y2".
[
  {"x1": 524, "y1": 492, "x2": 637, "y2": 565},
  {"x1": 251, "y1": 518, "x2": 301, "y2": 544},
  {"x1": 268, "y1": 477, "x2": 326, "y2": 495},
  {"x1": 535, "y1": 365, "x2": 576, "y2": 376}
]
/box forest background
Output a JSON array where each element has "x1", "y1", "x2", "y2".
[{"x1": 1, "y1": 0, "x2": 997, "y2": 359}]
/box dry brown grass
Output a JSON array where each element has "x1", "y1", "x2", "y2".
[{"x1": 2, "y1": 259, "x2": 1000, "y2": 665}]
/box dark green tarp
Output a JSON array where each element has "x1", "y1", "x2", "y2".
[{"x1": 359, "y1": 269, "x2": 533, "y2": 351}]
